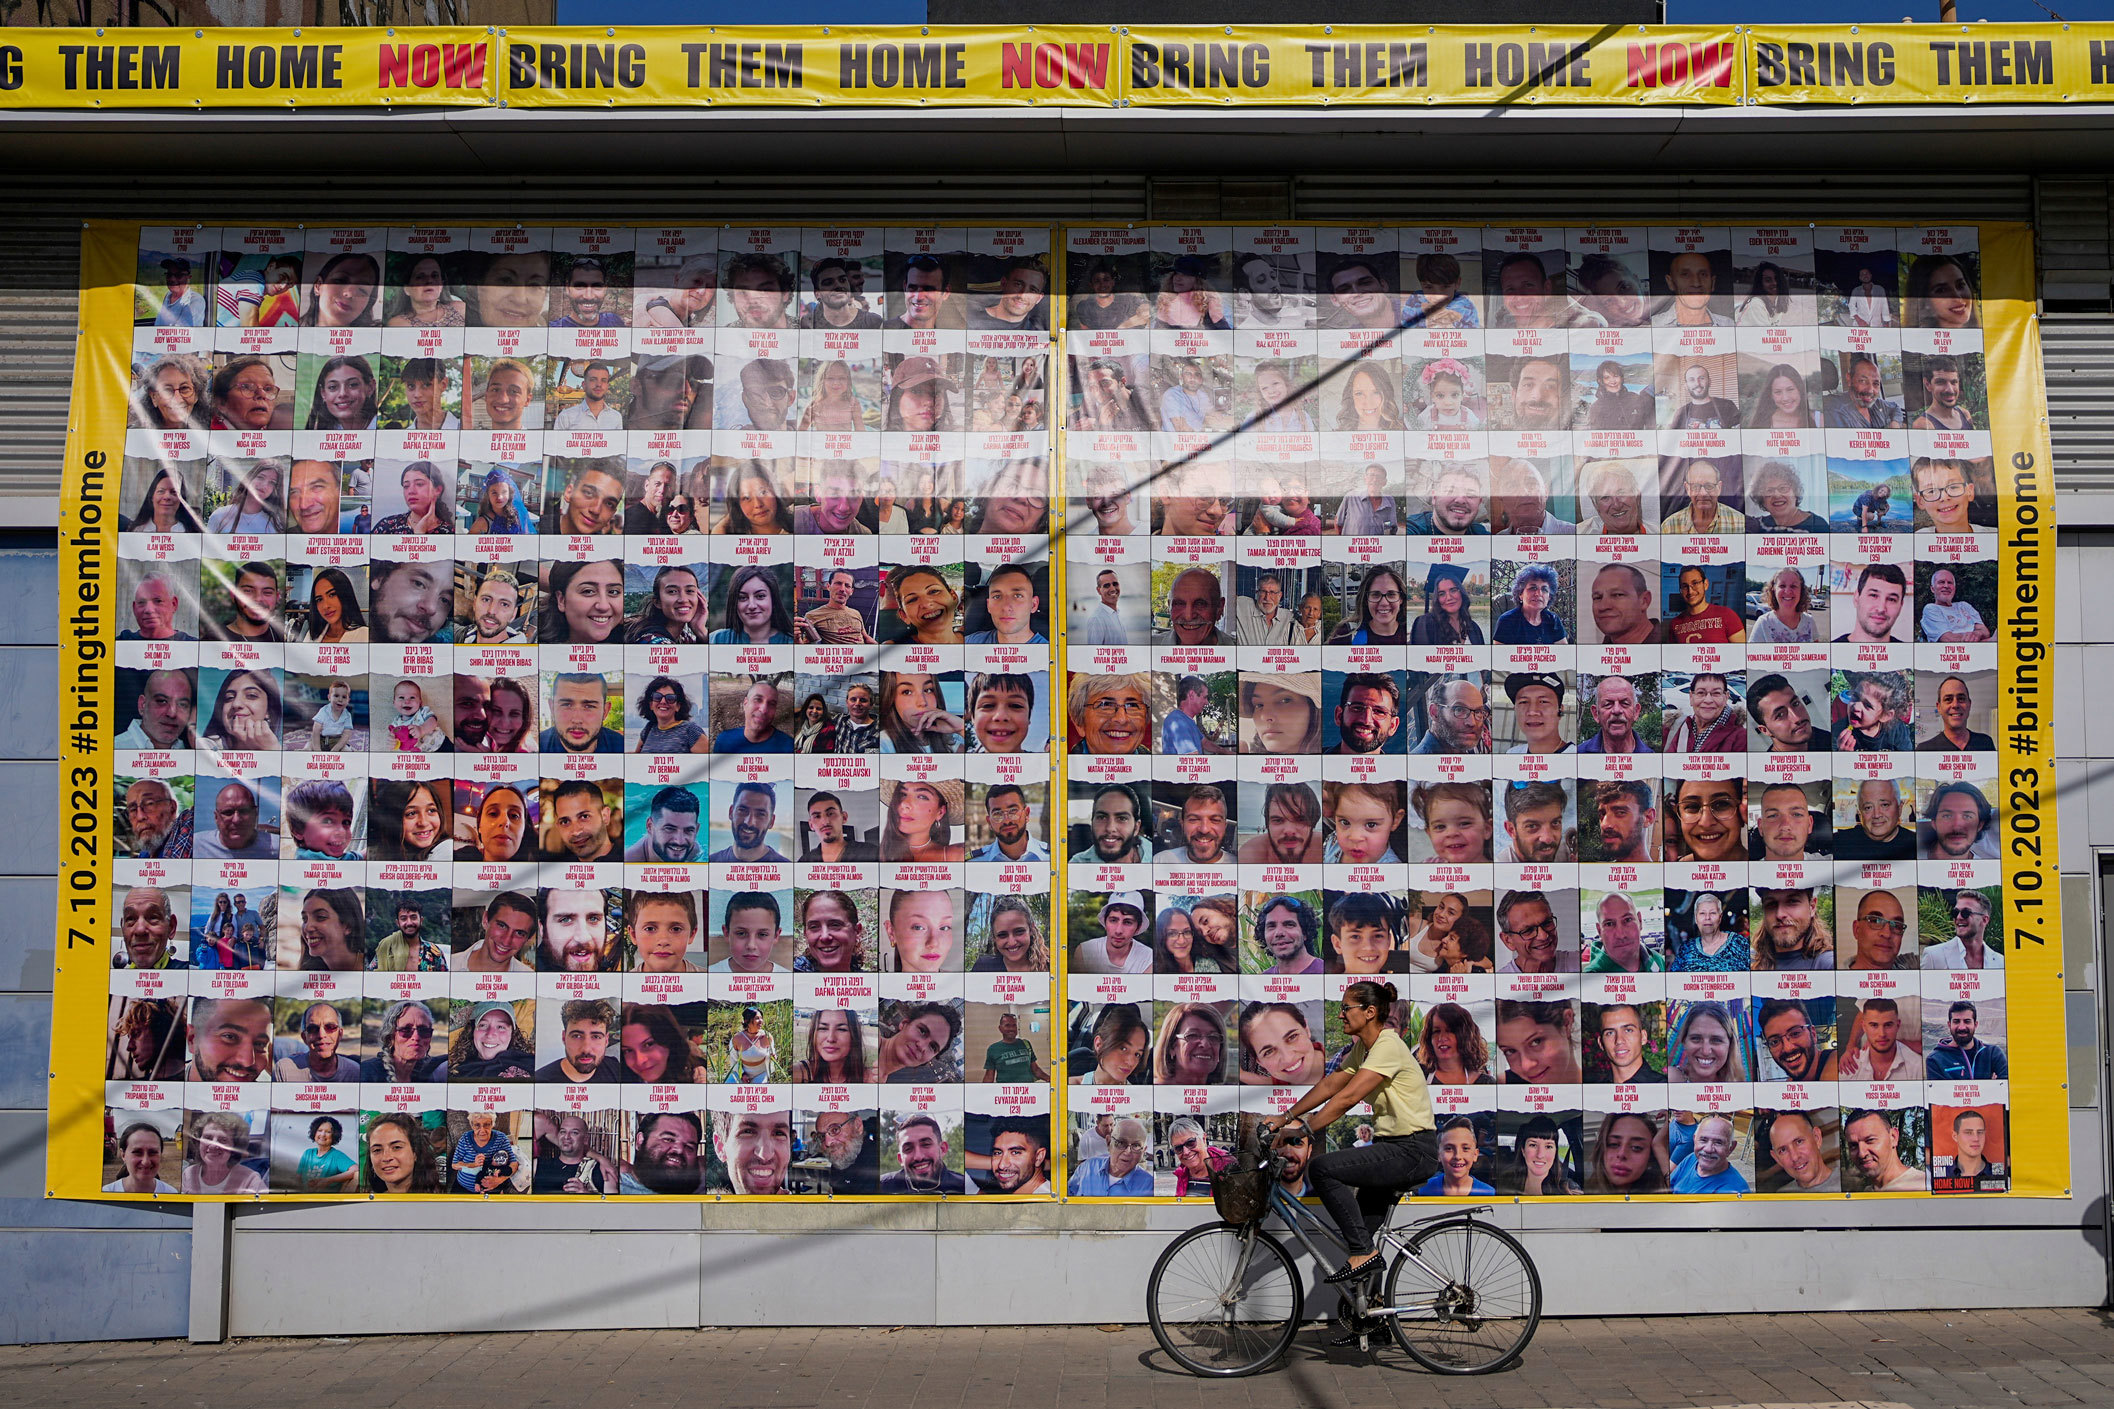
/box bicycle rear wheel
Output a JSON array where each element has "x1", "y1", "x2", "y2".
[
  {"x1": 1147, "y1": 1221, "x2": 1305, "y2": 1377},
  {"x1": 1383, "y1": 1218, "x2": 1541, "y2": 1374}
]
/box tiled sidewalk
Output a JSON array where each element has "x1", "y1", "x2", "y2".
[{"x1": 6, "y1": 1308, "x2": 2113, "y2": 1409}]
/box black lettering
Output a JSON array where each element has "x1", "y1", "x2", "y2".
[
  {"x1": 2016, "y1": 39, "x2": 2052, "y2": 85},
  {"x1": 871, "y1": 43, "x2": 898, "y2": 88},
  {"x1": 1929, "y1": 39, "x2": 1955, "y2": 85},
  {"x1": 582, "y1": 41, "x2": 615, "y2": 88},
  {"x1": 1869, "y1": 41, "x2": 1894, "y2": 85},
  {"x1": 510, "y1": 42, "x2": 536, "y2": 88},
  {"x1": 763, "y1": 43, "x2": 799, "y2": 87},
  {"x1": 1391, "y1": 42, "x2": 1426, "y2": 88},
  {"x1": 1826, "y1": 42, "x2": 1862, "y2": 87},
  {"x1": 2092, "y1": 39, "x2": 2114, "y2": 85},
  {"x1": 86, "y1": 45, "x2": 112, "y2": 89},
  {"x1": 682, "y1": 41, "x2": 706, "y2": 87},
  {"x1": 0, "y1": 45, "x2": 22, "y2": 91},
  {"x1": 217, "y1": 43, "x2": 244, "y2": 89},
  {"x1": 540, "y1": 43, "x2": 565, "y2": 89},
  {"x1": 903, "y1": 42, "x2": 939, "y2": 88},
  {"x1": 1495, "y1": 42, "x2": 1524, "y2": 87},
  {"x1": 1132, "y1": 40, "x2": 1160, "y2": 89},
  {"x1": 1788, "y1": 42, "x2": 1815, "y2": 86},
  {"x1": 1463, "y1": 41, "x2": 1491, "y2": 86},
  {"x1": 1241, "y1": 42, "x2": 1267, "y2": 87},
  {"x1": 1959, "y1": 40, "x2": 1987, "y2": 86},
  {"x1": 709, "y1": 43, "x2": 736, "y2": 87},
  {"x1": 1754, "y1": 41, "x2": 1782, "y2": 86},
  {"x1": 1165, "y1": 42, "x2": 1191, "y2": 89},
  {"x1": 281, "y1": 44, "x2": 317, "y2": 89}
]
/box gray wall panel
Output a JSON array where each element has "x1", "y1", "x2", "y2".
[
  {"x1": 0, "y1": 880, "x2": 57, "y2": 992},
  {"x1": 0, "y1": 649, "x2": 58, "y2": 761},
  {"x1": 0, "y1": 1230, "x2": 189, "y2": 1344},
  {"x1": 229, "y1": 1231, "x2": 701, "y2": 1336},
  {"x1": 0, "y1": 763, "x2": 56, "y2": 869},
  {"x1": 0, "y1": 993, "x2": 51, "y2": 1110},
  {"x1": 0, "y1": 549, "x2": 57, "y2": 642}
]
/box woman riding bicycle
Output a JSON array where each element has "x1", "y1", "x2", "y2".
[{"x1": 1259, "y1": 980, "x2": 1438, "y2": 1288}]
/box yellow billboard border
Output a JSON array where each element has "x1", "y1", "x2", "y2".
[{"x1": 51, "y1": 218, "x2": 2063, "y2": 1205}]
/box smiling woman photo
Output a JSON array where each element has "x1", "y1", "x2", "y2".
[
  {"x1": 303, "y1": 354, "x2": 379, "y2": 431},
  {"x1": 539, "y1": 558, "x2": 625, "y2": 644}
]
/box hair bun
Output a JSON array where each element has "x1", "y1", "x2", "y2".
[{"x1": 1379, "y1": 982, "x2": 1399, "y2": 1007}]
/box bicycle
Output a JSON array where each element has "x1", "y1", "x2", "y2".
[{"x1": 1146, "y1": 1123, "x2": 1542, "y2": 1378}]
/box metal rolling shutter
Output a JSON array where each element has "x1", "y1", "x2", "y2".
[
  {"x1": 1294, "y1": 173, "x2": 2036, "y2": 224},
  {"x1": 0, "y1": 174, "x2": 1153, "y2": 522},
  {"x1": 2045, "y1": 318, "x2": 2114, "y2": 496},
  {"x1": 4, "y1": 170, "x2": 2103, "y2": 512}
]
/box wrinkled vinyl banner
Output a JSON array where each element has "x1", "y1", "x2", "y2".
[
  {"x1": 5, "y1": 26, "x2": 2114, "y2": 108},
  {"x1": 53, "y1": 220, "x2": 2062, "y2": 1203}
]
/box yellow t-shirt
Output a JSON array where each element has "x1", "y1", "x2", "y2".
[{"x1": 1345, "y1": 1029, "x2": 1436, "y2": 1138}]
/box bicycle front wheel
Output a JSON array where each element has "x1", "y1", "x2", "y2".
[
  {"x1": 1147, "y1": 1221, "x2": 1305, "y2": 1377},
  {"x1": 1384, "y1": 1218, "x2": 1541, "y2": 1374}
]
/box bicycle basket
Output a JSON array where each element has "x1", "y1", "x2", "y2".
[{"x1": 1212, "y1": 1152, "x2": 1272, "y2": 1224}]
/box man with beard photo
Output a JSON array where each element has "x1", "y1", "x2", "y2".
[
  {"x1": 1332, "y1": 673, "x2": 1403, "y2": 756},
  {"x1": 621, "y1": 1110, "x2": 708, "y2": 1195},
  {"x1": 1071, "y1": 783, "x2": 1150, "y2": 866},
  {"x1": 1238, "y1": 782, "x2": 1323, "y2": 864},
  {"x1": 809, "y1": 1111, "x2": 880, "y2": 1194},
  {"x1": 538, "y1": 889, "x2": 617, "y2": 972},
  {"x1": 879, "y1": 1114, "x2": 980, "y2": 1194}
]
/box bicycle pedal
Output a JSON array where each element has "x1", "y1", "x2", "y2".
[{"x1": 1328, "y1": 1316, "x2": 1382, "y2": 1349}]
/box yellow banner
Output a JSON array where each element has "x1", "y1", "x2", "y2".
[
  {"x1": 498, "y1": 26, "x2": 1118, "y2": 106},
  {"x1": 1985, "y1": 223, "x2": 2068, "y2": 1197},
  {"x1": 1123, "y1": 25, "x2": 1740, "y2": 105},
  {"x1": 4, "y1": 25, "x2": 2114, "y2": 108},
  {"x1": 0, "y1": 27, "x2": 494, "y2": 107},
  {"x1": 1748, "y1": 23, "x2": 2114, "y2": 104},
  {"x1": 48, "y1": 222, "x2": 134, "y2": 1201}
]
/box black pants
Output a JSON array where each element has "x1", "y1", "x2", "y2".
[{"x1": 1308, "y1": 1130, "x2": 1439, "y2": 1257}]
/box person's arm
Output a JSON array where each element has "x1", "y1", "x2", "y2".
[{"x1": 1296, "y1": 1065, "x2": 1390, "y2": 1134}]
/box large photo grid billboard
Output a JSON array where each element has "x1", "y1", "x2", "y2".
[
  {"x1": 75, "y1": 223, "x2": 1058, "y2": 1199},
  {"x1": 52, "y1": 219, "x2": 2063, "y2": 1203},
  {"x1": 1052, "y1": 222, "x2": 2062, "y2": 1202}
]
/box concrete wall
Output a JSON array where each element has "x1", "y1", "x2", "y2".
[{"x1": 219, "y1": 1111, "x2": 2109, "y2": 1332}]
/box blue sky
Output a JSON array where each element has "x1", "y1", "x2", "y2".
[{"x1": 558, "y1": 0, "x2": 2113, "y2": 20}]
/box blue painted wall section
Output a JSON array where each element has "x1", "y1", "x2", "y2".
[{"x1": 0, "y1": 534, "x2": 190, "y2": 1346}]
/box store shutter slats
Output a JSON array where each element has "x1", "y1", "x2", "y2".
[
  {"x1": 2035, "y1": 178, "x2": 2113, "y2": 306},
  {"x1": 2045, "y1": 317, "x2": 2114, "y2": 494},
  {"x1": 1294, "y1": 174, "x2": 2036, "y2": 224},
  {"x1": 0, "y1": 177, "x2": 1155, "y2": 514},
  {"x1": 2, "y1": 172, "x2": 2109, "y2": 514}
]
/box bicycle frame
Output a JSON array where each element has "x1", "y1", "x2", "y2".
[{"x1": 1258, "y1": 1185, "x2": 1493, "y2": 1323}]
